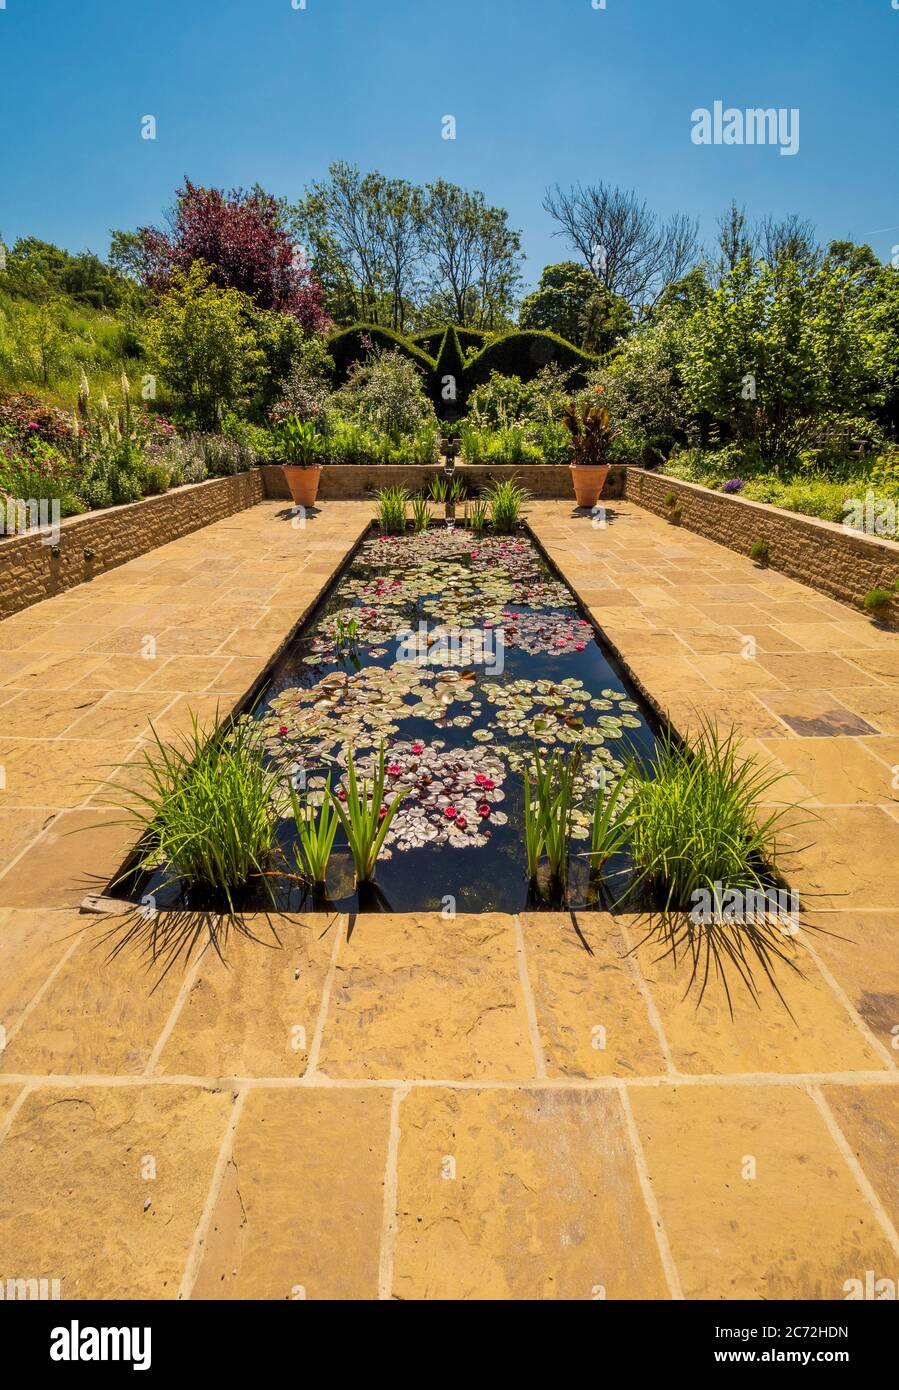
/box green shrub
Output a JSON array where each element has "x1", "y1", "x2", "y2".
[
  {"x1": 334, "y1": 348, "x2": 436, "y2": 437},
  {"x1": 327, "y1": 324, "x2": 435, "y2": 383},
  {"x1": 375, "y1": 484, "x2": 409, "y2": 533},
  {"x1": 626, "y1": 720, "x2": 802, "y2": 1005},
  {"x1": 484, "y1": 477, "x2": 529, "y2": 532},
  {"x1": 749, "y1": 539, "x2": 770, "y2": 564},
  {"x1": 140, "y1": 460, "x2": 172, "y2": 495},
  {"x1": 109, "y1": 714, "x2": 281, "y2": 913},
  {"x1": 863, "y1": 586, "x2": 898, "y2": 614}
]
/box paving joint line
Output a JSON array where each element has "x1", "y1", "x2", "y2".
[
  {"x1": 512, "y1": 914, "x2": 547, "y2": 1079},
  {"x1": 177, "y1": 1087, "x2": 248, "y2": 1301},
  {"x1": 807, "y1": 1083, "x2": 899, "y2": 1262}
]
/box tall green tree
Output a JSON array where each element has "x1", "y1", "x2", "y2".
[
  {"x1": 145, "y1": 261, "x2": 264, "y2": 428},
  {"x1": 680, "y1": 258, "x2": 872, "y2": 461},
  {"x1": 519, "y1": 261, "x2": 630, "y2": 350}
]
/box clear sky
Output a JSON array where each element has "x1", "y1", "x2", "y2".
[{"x1": 1, "y1": 0, "x2": 897, "y2": 289}]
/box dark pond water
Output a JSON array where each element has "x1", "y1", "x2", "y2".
[{"x1": 127, "y1": 525, "x2": 661, "y2": 913}]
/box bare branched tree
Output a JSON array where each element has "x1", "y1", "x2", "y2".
[
  {"x1": 542, "y1": 182, "x2": 699, "y2": 310},
  {"x1": 756, "y1": 213, "x2": 821, "y2": 277}
]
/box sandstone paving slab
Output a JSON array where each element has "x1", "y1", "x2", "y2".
[
  {"x1": 756, "y1": 736, "x2": 898, "y2": 807},
  {"x1": 520, "y1": 912, "x2": 667, "y2": 1077},
  {"x1": 827, "y1": 687, "x2": 899, "y2": 735},
  {"x1": 754, "y1": 688, "x2": 880, "y2": 738},
  {"x1": 629, "y1": 1084, "x2": 897, "y2": 1299},
  {"x1": 191, "y1": 1087, "x2": 392, "y2": 1300},
  {"x1": 154, "y1": 914, "x2": 339, "y2": 1078},
  {"x1": 822, "y1": 1084, "x2": 899, "y2": 1234},
  {"x1": 0, "y1": 1083, "x2": 233, "y2": 1299},
  {"x1": 780, "y1": 806, "x2": 899, "y2": 910},
  {"x1": 0, "y1": 652, "x2": 111, "y2": 692},
  {"x1": 0, "y1": 737, "x2": 140, "y2": 809},
  {"x1": 801, "y1": 912, "x2": 899, "y2": 1055},
  {"x1": 70, "y1": 654, "x2": 175, "y2": 692},
  {"x1": 845, "y1": 650, "x2": 899, "y2": 681},
  {"x1": 662, "y1": 692, "x2": 792, "y2": 740},
  {"x1": 391, "y1": 1086, "x2": 671, "y2": 1300},
  {"x1": 0, "y1": 908, "x2": 85, "y2": 1043},
  {"x1": 0, "y1": 807, "x2": 56, "y2": 874},
  {"x1": 0, "y1": 688, "x2": 108, "y2": 737},
  {"x1": 632, "y1": 928, "x2": 885, "y2": 1074},
  {"x1": 318, "y1": 914, "x2": 534, "y2": 1080},
  {"x1": 755, "y1": 652, "x2": 876, "y2": 690},
  {"x1": 0, "y1": 807, "x2": 137, "y2": 908},
  {"x1": 0, "y1": 1083, "x2": 24, "y2": 1127},
  {"x1": 63, "y1": 691, "x2": 177, "y2": 741},
  {"x1": 0, "y1": 915, "x2": 188, "y2": 1076}
]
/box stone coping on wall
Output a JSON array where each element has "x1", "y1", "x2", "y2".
[
  {"x1": 0, "y1": 471, "x2": 264, "y2": 620},
  {"x1": 3, "y1": 460, "x2": 898, "y2": 624},
  {"x1": 626, "y1": 467, "x2": 899, "y2": 625},
  {"x1": 258, "y1": 461, "x2": 628, "y2": 500}
]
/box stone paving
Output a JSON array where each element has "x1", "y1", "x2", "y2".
[{"x1": 1, "y1": 497, "x2": 898, "y2": 1301}]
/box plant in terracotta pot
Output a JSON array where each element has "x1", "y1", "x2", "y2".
[
  {"x1": 278, "y1": 415, "x2": 323, "y2": 507},
  {"x1": 562, "y1": 388, "x2": 618, "y2": 509}
]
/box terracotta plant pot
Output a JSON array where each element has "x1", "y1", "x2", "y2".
[
  {"x1": 569, "y1": 463, "x2": 610, "y2": 509},
  {"x1": 282, "y1": 464, "x2": 322, "y2": 508}
]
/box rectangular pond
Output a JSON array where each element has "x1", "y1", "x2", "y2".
[{"x1": 124, "y1": 524, "x2": 662, "y2": 914}]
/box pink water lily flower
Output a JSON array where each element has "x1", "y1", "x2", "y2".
[
  {"x1": 411, "y1": 743, "x2": 424, "y2": 754},
  {"x1": 386, "y1": 764, "x2": 402, "y2": 776},
  {"x1": 477, "y1": 803, "x2": 491, "y2": 818},
  {"x1": 574, "y1": 643, "x2": 586, "y2": 651},
  {"x1": 278, "y1": 724, "x2": 289, "y2": 736},
  {"x1": 455, "y1": 815, "x2": 467, "y2": 829},
  {"x1": 444, "y1": 806, "x2": 458, "y2": 819}
]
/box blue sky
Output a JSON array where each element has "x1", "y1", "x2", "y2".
[{"x1": 1, "y1": 0, "x2": 897, "y2": 290}]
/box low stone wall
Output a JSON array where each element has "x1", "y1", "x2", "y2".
[
  {"x1": 4, "y1": 461, "x2": 896, "y2": 625},
  {"x1": 0, "y1": 471, "x2": 264, "y2": 620},
  {"x1": 260, "y1": 462, "x2": 627, "y2": 501},
  {"x1": 625, "y1": 469, "x2": 899, "y2": 622}
]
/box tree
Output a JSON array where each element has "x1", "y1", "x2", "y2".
[
  {"x1": 716, "y1": 202, "x2": 755, "y2": 276},
  {"x1": 138, "y1": 180, "x2": 329, "y2": 332},
  {"x1": 420, "y1": 181, "x2": 523, "y2": 330},
  {"x1": 0, "y1": 236, "x2": 127, "y2": 309},
  {"x1": 593, "y1": 315, "x2": 691, "y2": 463},
  {"x1": 291, "y1": 163, "x2": 425, "y2": 330},
  {"x1": 679, "y1": 258, "x2": 870, "y2": 461},
  {"x1": 145, "y1": 261, "x2": 265, "y2": 428},
  {"x1": 542, "y1": 182, "x2": 699, "y2": 310},
  {"x1": 519, "y1": 260, "x2": 630, "y2": 351},
  {"x1": 756, "y1": 214, "x2": 821, "y2": 278}
]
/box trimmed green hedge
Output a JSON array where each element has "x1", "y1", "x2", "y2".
[
  {"x1": 328, "y1": 323, "x2": 436, "y2": 382},
  {"x1": 327, "y1": 323, "x2": 599, "y2": 417},
  {"x1": 465, "y1": 330, "x2": 599, "y2": 390},
  {"x1": 408, "y1": 326, "x2": 487, "y2": 358}
]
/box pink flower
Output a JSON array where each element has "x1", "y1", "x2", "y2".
[
  {"x1": 474, "y1": 774, "x2": 495, "y2": 790},
  {"x1": 477, "y1": 803, "x2": 491, "y2": 818},
  {"x1": 411, "y1": 743, "x2": 424, "y2": 754},
  {"x1": 455, "y1": 815, "x2": 467, "y2": 829},
  {"x1": 278, "y1": 724, "x2": 289, "y2": 736},
  {"x1": 444, "y1": 806, "x2": 457, "y2": 819},
  {"x1": 336, "y1": 788, "x2": 347, "y2": 801},
  {"x1": 386, "y1": 764, "x2": 402, "y2": 776},
  {"x1": 378, "y1": 805, "x2": 388, "y2": 819}
]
